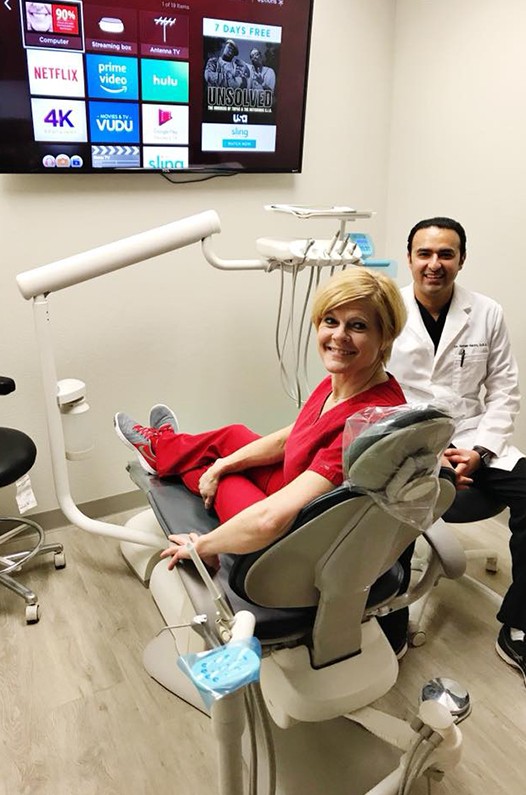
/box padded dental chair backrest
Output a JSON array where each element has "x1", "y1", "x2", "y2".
[{"x1": 228, "y1": 405, "x2": 456, "y2": 667}]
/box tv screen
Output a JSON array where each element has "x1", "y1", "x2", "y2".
[{"x1": 0, "y1": 0, "x2": 314, "y2": 174}]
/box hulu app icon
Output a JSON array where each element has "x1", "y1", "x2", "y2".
[{"x1": 141, "y1": 59, "x2": 189, "y2": 103}]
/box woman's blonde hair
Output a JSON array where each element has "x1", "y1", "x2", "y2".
[{"x1": 311, "y1": 268, "x2": 407, "y2": 364}]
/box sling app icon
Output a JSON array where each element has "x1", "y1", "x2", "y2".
[
  {"x1": 143, "y1": 146, "x2": 188, "y2": 170},
  {"x1": 142, "y1": 104, "x2": 188, "y2": 144}
]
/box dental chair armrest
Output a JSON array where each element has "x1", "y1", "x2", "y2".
[
  {"x1": 423, "y1": 519, "x2": 467, "y2": 580},
  {"x1": 0, "y1": 376, "x2": 16, "y2": 396}
]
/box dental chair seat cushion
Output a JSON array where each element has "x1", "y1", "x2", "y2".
[
  {"x1": 0, "y1": 428, "x2": 37, "y2": 488},
  {"x1": 127, "y1": 462, "x2": 219, "y2": 536}
]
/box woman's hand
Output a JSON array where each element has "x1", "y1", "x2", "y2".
[
  {"x1": 159, "y1": 531, "x2": 220, "y2": 572},
  {"x1": 198, "y1": 461, "x2": 223, "y2": 510}
]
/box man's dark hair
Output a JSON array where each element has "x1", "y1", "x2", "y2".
[{"x1": 407, "y1": 217, "x2": 467, "y2": 259}]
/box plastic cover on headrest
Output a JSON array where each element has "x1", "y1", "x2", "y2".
[{"x1": 342, "y1": 403, "x2": 455, "y2": 530}]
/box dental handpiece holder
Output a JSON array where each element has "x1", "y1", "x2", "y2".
[{"x1": 57, "y1": 378, "x2": 94, "y2": 460}]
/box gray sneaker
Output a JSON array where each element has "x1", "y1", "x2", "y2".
[
  {"x1": 114, "y1": 412, "x2": 158, "y2": 475},
  {"x1": 149, "y1": 403, "x2": 179, "y2": 433}
]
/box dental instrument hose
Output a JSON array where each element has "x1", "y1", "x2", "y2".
[
  {"x1": 397, "y1": 715, "x2": 436, "y2": 795},
  {"x1": 244, "y1": 687, "x2": 258, "y2": 795},
  {"x1": 401, "y1": 730, "x2": 444, "y2": 795},
  {"x1": 250, "y1": 681, "x2": 277, "y2": 795}
]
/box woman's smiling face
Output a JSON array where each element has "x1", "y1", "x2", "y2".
[
  {"x1": 26, "y1": 3, "x2": 52, "y2": 32},
  {"x1": 316, "y1": 299, "x2": 383, "y2": 378}
]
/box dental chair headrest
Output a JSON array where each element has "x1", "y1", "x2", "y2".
[{"x1": 343, "y1": 405, "x2": 454, "y2": 487}]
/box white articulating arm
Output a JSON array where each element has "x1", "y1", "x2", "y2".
[
  {"x1": 200, "y1": 204, "x2": 374, "y2": 273},
  {"x1": 17, "y1": 210, "x2": 221, "y2": 299},
  {"x1": 15, "y1": 210, "x2": 221, "y2": 546}
]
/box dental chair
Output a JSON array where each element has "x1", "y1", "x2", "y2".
[
  {"x1": 0, "y1": 375, "x2": 65, "y2": 623},
  {"x1": 120, "y1": 405, "x2": 468, "y2": 795}
]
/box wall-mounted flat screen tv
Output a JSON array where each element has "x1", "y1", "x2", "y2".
[{"x1": 0, "y1": 0, "x2": 314, "y2": 174}]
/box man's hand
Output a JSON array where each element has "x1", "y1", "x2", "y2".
[{"x1": 442, "y1": 447, "x2": 483, "y2": 489}]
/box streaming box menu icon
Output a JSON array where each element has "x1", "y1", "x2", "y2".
[{"x1": 91, "y1": 145, "x2": 140, "y2": 168}]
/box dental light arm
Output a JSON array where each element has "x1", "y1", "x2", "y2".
[
  {"x1": 17, "y1": 211, "x2": 221, "y2": 299},
  {"x1": 16, "y1": 211, "x2": 221, "y2": 547}
]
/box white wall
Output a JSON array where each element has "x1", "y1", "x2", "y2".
[
  {"x1": 386, "y1": 0, "x2": 526, "y2": 451},
  {"x1": 0, "y1": 0, "x2": 396, "y2": 514}
]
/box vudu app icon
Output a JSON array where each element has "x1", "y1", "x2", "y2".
[
  {"x1": 89, "y1": 102, "x2": 139, "y2": 143},
  {"x1": 86, "y1": 55, "x2": 138, "y2": 100},
  {"x1": 141, "y1": 59, "x2": 188, "y2": 103}
]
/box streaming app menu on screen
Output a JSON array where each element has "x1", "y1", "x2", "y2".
[
  {"x1": 4, "y1": 0, "x2": 311, "y2": 172},
  {"x1": 22, "y1": 0, "x2": 190, "y2": 169}
]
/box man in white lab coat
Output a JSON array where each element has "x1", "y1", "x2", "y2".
[{"x1": 388, "y1": 216, "x2": 526, "y2": 683}]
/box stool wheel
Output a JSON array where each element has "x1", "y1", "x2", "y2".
[
  {"x1": 54, "y1": 551, "x2": 66, "y2": 569},
  {"x1": 25, "y1": 603, "x2": 40, "y2": 624},
  {"x1": 409, "y1": 629, "x2": 427, "y2": 648},
  {"x1": 485, "y1": 556, "x2": 499, "y2": 573}
]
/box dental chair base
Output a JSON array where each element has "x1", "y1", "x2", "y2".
[{"x1": 142, "y1": 554, "x2": 461, "y2": 795}]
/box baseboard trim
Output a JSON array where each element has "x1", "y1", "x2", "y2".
[{"x1": 25, "y1": 490, "x2": 149, "y2": 532}]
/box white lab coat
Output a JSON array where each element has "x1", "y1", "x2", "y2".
[{"x1": 388, "y1": 283, "x2": 523, "y2": 471}]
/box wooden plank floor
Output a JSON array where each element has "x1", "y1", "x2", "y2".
[{"x1": 0, "y1": 511, "x2": 523, "y2": 795}]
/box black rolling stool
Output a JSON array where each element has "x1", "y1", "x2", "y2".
[{"x1": 0, "y1": 375, "x2": 66, "y2": 623}]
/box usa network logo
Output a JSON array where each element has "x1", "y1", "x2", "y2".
[
  {"x1": 27, "y1": 50, "x2": 84, "y2": 98},
  {"x1": 88, "y1": 102, "x2": 140, "y2": 143},
  {"x1": 31, "y1": 98, "x2": 87, "y2": 142},
  {"x1": 86, "y1": 54, "x2": 139, "y2": 100},
  {"x1": 142, "y1": 104, "x2": 188, "y2": 145}
]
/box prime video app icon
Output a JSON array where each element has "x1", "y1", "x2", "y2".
[{"x1": 86, "y1": 54, "x2": 139, "y2": 99}]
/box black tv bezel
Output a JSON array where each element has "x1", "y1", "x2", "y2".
[{"x1": 0, "y1": 0, "x2": 315, "y2": 176}]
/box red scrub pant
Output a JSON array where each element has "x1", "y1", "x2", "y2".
[{"x1": 154, "y1": 424, "x2": 285, "y2": 524}]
